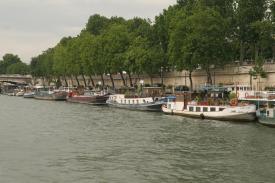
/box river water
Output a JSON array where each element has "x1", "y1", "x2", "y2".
[{"x1": 0, "y1": 95, "x2": 275, "y2": 183}]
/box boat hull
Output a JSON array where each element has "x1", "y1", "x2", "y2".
[
  {"x1": 67, "y1": 95, "x2": 109, "y2": 105},
  {"x1": 162, "y1": 107, "x2": 256, "y2": 122},
  {"x1": 107, "y1": 101, "x2": 163, "y2": 112},
  {"x1": 258, "y1": 118, "x2": 275, "y2": 127},
  {"x1": 34, "y1": 91, "x2": 67, "y2": 101},
  {"x1": 23, "y1": 93, "x2": 35, "y2": 98}
]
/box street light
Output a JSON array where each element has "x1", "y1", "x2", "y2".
[{"x1": 122, "y1": 71, "x2": 127, "y2": 86}]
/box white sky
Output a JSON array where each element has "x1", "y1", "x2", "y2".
[{"x1": 0, "y1": 0, "x2": 176, "y2": 63}]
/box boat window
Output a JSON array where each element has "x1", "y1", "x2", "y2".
[
  {"x1": 232, "y1": 87, "x2": 235, "y2": 91},
  {"x1": 143, "y1": 99, "x2": 146, "y2": 103},
  {"x1": 267, "y1": 111, "x2": 269, "y2": 117},
  {"x1": 189, "y1": 107, "x2": 194, "y2": 112},
  {"x1": 203, "y1": 107, "x2": 208, "y2": 112},
  {"x1": 210, "y1": 107, "x2": 216, "y2": 112},
  {"x1": 237, "y1": 87, "x2": 239, "y2": 91},
  {"x1": 132, "y1": 100, "x2": 135, "y2": 104},
  {"x1": 219, "y1": 108, "x2": 225, "y2": 111},
  {"x1": 196, "y1": 107, "x2": 200, "y2": 112}
]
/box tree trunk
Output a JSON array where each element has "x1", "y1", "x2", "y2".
[
  {"x1": 42, "y1": 77, "x2": 45, "y2": 86},
  {"x1": 150, "y1": 76, "x2": 153, "y2": 85},
  {"x1": 128, "y1": 73, "x2": 133, "y2": 87},
  {"x1": 189, "y1": 71, "x2": 193, "y2": 91},
  {"x1": 240, "y1": 41, "x2": 245, "y2": 64},
  {"x1": 109, "y1": 74, "x2": 115, "y2": 89},
  {"x1": 63, "y1": 76, "x2": 68, "y2": 87},
  {"x1": 100, "y1": 74, "x2": 105, "y2": 86},
  {"x1": 75, "y1": 75, "x2": 80, "y2": 86},
  {"x1": 206, "y1": 69, "x2": 212, "y2": 84},
  {"x1": 119, "y1": 71, "x2": 126, "y2": 86},
  {"x1": 69, "y1": 76, "x2": 74, "y2": 86},
  {"x1": 255, "y1": 43, "x2": 259, "y2": 60},
  {"x1": 89, "y1": 75, "x2": 95, "y2": 87},
  {"x1": 81, "y1": 74, "x2": 87, "y2": 87}
]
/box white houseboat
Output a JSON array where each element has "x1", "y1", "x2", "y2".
[
  {"x1": 106, "y1": 94, "x2": 164, "y2": 112},
  {"x1": 162, "y1": 100, "x2": 256, "y2": 122}
]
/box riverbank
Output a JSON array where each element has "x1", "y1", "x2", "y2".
[
  {"x1": 33, "y1": 63, "x2": 275, "y2": 91},
  {"x1": 2, "y1": 63, "x2": 275, "y2": 91}
]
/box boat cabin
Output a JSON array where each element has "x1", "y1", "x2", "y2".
[
  {"x1": 187, "y1": 105, "x2": 226, "y2": 113},
  {"x1": 108, "y1": 94, "x2": 154, "y2": 104}
]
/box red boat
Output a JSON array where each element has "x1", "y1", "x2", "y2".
[{"x1": 67, "y1": 91, "x2": 109, "y2": 105}]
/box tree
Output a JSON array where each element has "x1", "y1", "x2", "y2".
[
  {"x1": 85, "y1": 14, "x2": 109, "y2": 35},
  {"x1": 236, "y1": 0, "x2": 268, "y2": 62},
  {"x1": 79, "y1": 32, "x2": 96, "y2": 87},
  {"x1": 6, "y1": 62, "x2": 30, "y2": 75},
  {"x1": 102, "y1": 23, "x2": 130, "y2": 87},
  {"x1": 126, "y1": 36, "x2": 164, "y2": 85},
  {"x1": 0, "y1": 54, "x2": 22, "y2": 74},
  {"x1": 53, "y1": 37, "x2": 73, "y2": 86},
  {"x1": 249, "y1": 56, "x2": 267, "y2": 89},
  {"x1": 178, "y1": 7, "x2": 231, "y2": 84}
]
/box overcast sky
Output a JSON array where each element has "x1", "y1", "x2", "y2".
[{"x1": 0, "y1": 0, "x2": 176, "y2": 63}]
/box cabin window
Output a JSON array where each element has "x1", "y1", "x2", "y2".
[
  {"x1": 219, "y1": 108, "x2": 225, "y2": 111},
  {"x1": 210, "y1": 107, "x2": 216, "y2": 112},
  {"x1": 267, "y1": 111, "x2": 270, "y2": 117},
  {"x1": 240, "y1": 87, "x2": 243, "y2": 91},
  {"x1": 232, "y1": 87, "x2": 235, "y2": 91},
  {"x1": 189, "y1": 107, "x2": 194, "y2": 112},
  {"x1": 196, "y1": 107, "x2": 201, "y2": 112},
  {"x1": 143, "y1": 99, "x2": 146, "y2": 103},
  {"x1": 203, "y1": 107, "x2": 208, "y2": 112},
  {"x1": 237, "y1": 87, "x2": 239, "y2": 91}
]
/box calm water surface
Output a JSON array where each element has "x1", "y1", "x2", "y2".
[{"x1": 0, "y1": 95, "x2": 275, "y2": 183}]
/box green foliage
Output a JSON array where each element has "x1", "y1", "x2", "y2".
[
  {"x1": 249, "y1": 56, "x2": 267, "y2": 78},
  {"x1": 6, "y1": 62, "x2": 30, "y2": 75},
  {"x1": 0, "y1": 54, "x2": 22, "y2": 74},
  {"x1": 229, "y1": 92, "x2": 237, "y2": 100},
  {"x1": 27, "y1": 0, "x2": 272, "y2": 88}
]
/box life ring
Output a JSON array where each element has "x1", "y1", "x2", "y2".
[{"x1": 230, "y1": 98, "x2": 238, "y2": 106}]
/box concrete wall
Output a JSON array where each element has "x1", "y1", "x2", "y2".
[{"x1": 38, "y1": 64, "x2": 275, "y2": 90}]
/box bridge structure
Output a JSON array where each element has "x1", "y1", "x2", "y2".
[{"x1": 0, "y1": 74, "x2": 32, "y2": 85}]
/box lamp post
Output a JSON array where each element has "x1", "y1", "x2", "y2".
[
  {"x1": 122, "y1": 71, "x2": 127, "y2": 86},
  {"x1": 160, "y1": 66, "x2": 163, "y2": 86},
  {"x1": 98, "y1": 81, "x2": 102, "y2": 89}
]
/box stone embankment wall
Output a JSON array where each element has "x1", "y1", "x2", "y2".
[{"x1": 40, "y1": 63, "x2": 275, "y2": 90}]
